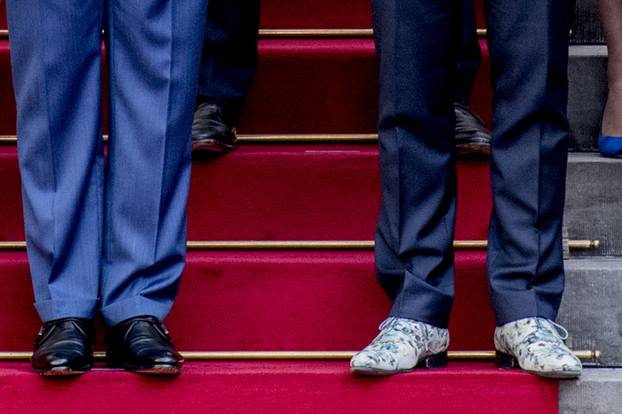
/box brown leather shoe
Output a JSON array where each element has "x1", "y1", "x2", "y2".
[
  {"x1": 454, "y1": 102, "x2": 491, "y2": 155},
  {"x1": 192, "y1": 100, "x2": 238, "y2": 153}
]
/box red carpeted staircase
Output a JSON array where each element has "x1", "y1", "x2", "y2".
[
  {"x1": 0, "y1": 362, "x2": 558, "y2": 414},
  {"x1": 0, "y1": 251, "x2": 495, "y2": 351},
  {"x1": 0, "y1": 1, "x2": 561, "y2": 413}
]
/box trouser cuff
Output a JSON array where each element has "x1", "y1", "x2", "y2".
[
  {"x1": 100, "y1": 296, "x2": 174, "y2": 326},
  {"x1": 35, "y1": 299, "x2": 98, "y2": 323}
]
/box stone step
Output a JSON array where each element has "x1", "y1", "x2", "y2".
[
  {"x1": 558, "y1": 258, "x2": 622, "y2": 366},
  {"x1": 568, "y1": 46, "x2": 607, "y2": 152},
  {"x1": 571, "y1": 0, "x2": 605, "y2": 45},
  {"x1": 560, "y1": 368, "x2": 622, "y2": 414},
  {"x1": 565, "y1": 154, "x2": 622, "y2": 257}
]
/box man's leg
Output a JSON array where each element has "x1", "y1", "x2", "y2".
[
  {"x1": 192, "y1": 0, "x2": 260, "y2": 152},
  {"x1": 101, "y1": 0, "x2": 207, "y2": 326},
  {"x1": 6, "y1": 0, "x2": 104, "y2": 374},
  {"x1": 455, "y1": 0, "x2": 481, "y2": 105},
  {"x1": 100, "y1": 0, "x2": 207, "y2": 374},
  {"x1": 351, "y1": 0, "x2": 458, "y2": 375},
  {"x1": 486, "y1": 0, "x2": 581, "y2": 379},
  {"x1": 454, "y1": 0, "x2": 491, "y2": 155}
]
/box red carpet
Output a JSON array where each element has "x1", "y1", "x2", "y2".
[
  {"x1": 260, "y1": 0, "x2": 486, "y2": 30},
  {"x1": 0, "y1": 251, "x2": 494, "y2": 352},
  {"x1": 0, "y1": 39, "x2": 493, "y2": 135},
  {"x1": 0, "y1": 5, "x2": 561, "y2": 412},
  {"x1": 0, "y1": 145, "x2": 492, "y2": 242},
  {"x1": 0, "y1": 362, "x2": 558, "y2": 414},
  {"x1": 0, "y1": 1, "x2": 486, "y2": 32}
]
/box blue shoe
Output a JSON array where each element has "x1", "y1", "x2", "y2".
[{"x1": 599, "y1": 135, "x2": 622, "y2": 158}]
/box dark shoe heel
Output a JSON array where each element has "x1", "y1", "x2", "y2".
[
  {"x1": 419, "y1": 352, "x2": 448, "y2": 369},
  {"x1": 495, "y1": 351, "x2": 519, "y2": 369},
  {"x1": 104, "y1": 350, "x2": 125, "y2": 369}
]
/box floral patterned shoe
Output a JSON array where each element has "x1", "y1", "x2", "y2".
[
  {"x1": 350, "y1": 317, "x2": 449, "y2": 376},
  {"x1": 494, "y1": 317, "x2": 582, "y2": 379}
]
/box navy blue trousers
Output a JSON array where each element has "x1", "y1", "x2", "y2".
[
  {"x1": 197, "y1": 0, "x2": 260, "y2": 104},
  {"x1": 195, "y1": 0, "x2": 481, "y2": 105},
  {"x1": 455, "y1": 0, "x2": 481, "y2": 105},
  {"x1": 6, "y1": 0, "x2": 208, "y2": 325},
  {"x1": 373, "y1": 0, "x2": 571, "y2": 328}
]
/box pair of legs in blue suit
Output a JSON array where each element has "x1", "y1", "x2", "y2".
[
  {"x1": 6, "y1": 0, "x2": 208, "y2": 326},
  {"x1": 374, "y1": 0, "x2": 571, "y2": 327},
  {"x1": 351, "y1": 0, "x2": 583, "y2": 379}
]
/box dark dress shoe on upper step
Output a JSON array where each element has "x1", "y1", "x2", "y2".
[
  {"x1": 31, "y1": 318, "x2": 94, "y2": 376},
  {"x1": 106, "y1": 316, "x2": 183, "y2": 375},
  {"x1": 454, "y1": 102, "x2": 491, "y2": 156},
  {"x1": 192, "y1": 100, "x2": 238, "y2": 153}
]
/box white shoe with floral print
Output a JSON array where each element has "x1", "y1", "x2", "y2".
[
  {"x1": 350, "y1": 317, "x2": 449, "y2": 375},
  {"x1": 494, "y1": 317, "x2": 582, "y2": 379}
]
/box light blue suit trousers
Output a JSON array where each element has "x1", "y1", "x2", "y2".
[{"x1": 6, "y1": 0, "x2": 208, "y2": 325}]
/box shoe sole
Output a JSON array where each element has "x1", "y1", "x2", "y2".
[
  {"x1": 455, "y1": 142, "x2": 491, "y2": 156},
  {"x1": 130, "y1": 365, "x2": 182, "y2": 376},
  {"x1": 192, "y1": 138, "x2": 237, "y2": 153},
  {"x1": 351, "y1": 352, "x2": 448, "y2": 376},
  {"x1": 35, "y1": 366, "x2": 91, "y2": 377},
  {"x1": 107, "y1": 361, "x2": 182, "y2": 376},
  {"x1": 495, "y1": 351, "x2": 581, "y2": 380}
]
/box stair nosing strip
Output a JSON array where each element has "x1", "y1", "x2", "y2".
[
  {"x1": 0, "y1": 134, "x2": 379, "y2": 144},
  {"x1": 0, "y1": 350, "x2": 599, "y2": 362},
  {"x1": 0, "y1": 29, "x2": 489, "y2": 40},
  {"x1": 0, "y1": 240, "x2": 599, "y2": 251}
]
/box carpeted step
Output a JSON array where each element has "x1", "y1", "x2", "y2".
[
  {"x1": 0, "y1": 39, "x2": 495, "y2": 135},
  {"x1": 0, "y1": 250, "x2": 495, "y2": 351},
  {"x1": 0, "y1": 2, "x2": 486, "y2": 32},
  {"x1": 260, "y1": 0, "x2": 486, "y2": 30},
  {"x1": 0, "y1": 362, "x2": 557, "y2": 414},
  {"x1": 0, "y1": 145, "x2": 493, "y2": 242},
  {"x1": 0, "y1": 41, "x2": 12, "y2": 135}
]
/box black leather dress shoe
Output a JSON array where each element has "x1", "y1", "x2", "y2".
[
  {"x1": 31, "y1": 318, "x2": 94, "y2": 376},
  {"x1": 106, "y1": 316, "x2": 183, "y2": 375},
  {"x1": 454, "y1": 102, "x2": 491, "y2": 155},
  {"x1": 192, "y1": 100, "x2": 238, "y2": 153}
]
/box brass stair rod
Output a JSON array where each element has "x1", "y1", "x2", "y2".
[
  {"x1": 0, "y1": 350, "x2": 599, "y2": 362},
  {"x1": 0, "y1": 240, "x2": 600, "y2": 251},
  {"x1": 0, "y1": 29, "x2": 489, "y2": 40},
  {"x1": 1, "y1": 134, "x2": 384, "y2": 144}
]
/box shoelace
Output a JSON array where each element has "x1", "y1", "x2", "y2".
[
  {"x1": 379, "y1": 317, "x2": 421, "y2": 334},
  {"x1": 538, "y1": 318, "x2": 569, "y2": 340},
  {"x1": 378, "y1": 317, "x2": 397, "y2": 331},
  {"x1": 377, "y1": 317, "x2": 426, "y2": 342}
]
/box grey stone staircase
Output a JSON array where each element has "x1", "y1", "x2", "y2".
[
  {"x1": 560, "y1": 369, "x2": 622, "y2": 413},
  {"x1": 568, "y1": 46, "x2": 607, "y2": 151},
  {"x1": 571, "y1": 0, "x2": 605, "y2": 45},
  {"x1": 561, "y1": 29, "x2": 622, "y2": 409}
]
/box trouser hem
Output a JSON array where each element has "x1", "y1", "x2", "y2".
[
  {"x1": 100, "y1": 296, "x2": 173, "y2": 326},
  {"x1": 35, "y1": 299, "x2": 98, "y2": 323}
]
